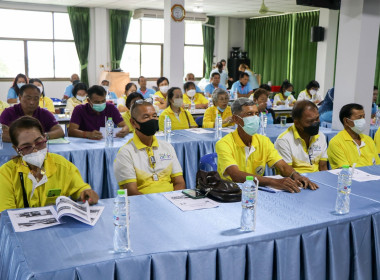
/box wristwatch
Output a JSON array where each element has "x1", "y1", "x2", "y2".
[{"x1": 44, "y1": 132, "x2": 50, "y2": 140}]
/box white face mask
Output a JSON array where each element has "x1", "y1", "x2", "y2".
[
  {"x1": 17, "y1": 83, "x2": 26, "y2": 89},
  {"x1": 173, "y1": 98, "x2": 183, "y2": 108},
  {"x1": 37, "y1": 86, "x2": 43, "y2": 94},
  {"x1": 187, "y1": 89, "x2": 196, "y2": 98},
  {"x1": 76, "y1": 95, "x2": 87, "y2": 102},
  {"x1": 22, "y1": 148, "x2": 47, "y2": 168},
  {"x1": 349, "y1": 118, "x2": 366, "y2": 134},
  {"x1": 102, "y1": 85, "x2": 109, "y2": 92},
  {"x1": 160, "y1": 85, "x2": 169, "y2": 94},
  {"x1": 310, "y1": 89, "x2": 317, "y2": 96}
]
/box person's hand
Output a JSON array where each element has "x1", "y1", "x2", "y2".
[
  {"x1": 116, "y1": 127, "x2": 129, "y2": 138},
  {"x1": 80, "y1": 189, "x2": 99, "y2": 205},
  {"x1": 293, "y1": 174, "x2": 319, "y2": 190},
  {"x1": 88, "y1": 130, "x2": 103, "y2": 140},
  {"x1": 278, "y1": 101, "x2": 285, "y2": 105},
  {"x1": 271, "y1": 177, "x2": 301, "y2": 193},
  {"x1": 222, "y1": 116, "x2": 233, "y2": 125},
  {"x1": 157, "y1": 97, "x2": 165, "y2": 104},
  {"x1": 257, "y1": 102, "x2": 267, "y2": 112}
]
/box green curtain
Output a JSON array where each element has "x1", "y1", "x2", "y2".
[
  {"x1": 289, "y1": 11, "x2": 320, "y2": 95},
  {"x1": 67, "y1": 7, "x2": 90, "y2": 86},
  {"x1": 375, "y1": 28, "x2": 380, "y2": 104},
  {"x1": 245, "y1": 14, "x2": 293, "y2": 86},
  {"x1": 109, "y1": 9, "x2": 132, "y2": 70},
  {"x1": 202, "y1": 16, "x2": 215, "y2": 78}
]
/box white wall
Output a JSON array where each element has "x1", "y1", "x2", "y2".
[{"x1": 228, "y1": 18, "x2": 246, "y2": 55}]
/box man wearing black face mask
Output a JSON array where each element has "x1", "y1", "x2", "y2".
[
  {"x1": 113, "y1": 101, "x2": 185, "y2": 195},
  {"x1": 275, "y1": 100, "x2": 328, "y2": 173}
]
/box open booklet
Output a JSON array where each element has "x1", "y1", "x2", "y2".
[{"x1": 8, "y1": 196, "x2": 104, "y2": 232}]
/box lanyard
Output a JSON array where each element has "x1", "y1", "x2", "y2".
[{"x1": 146, "y1": 147, "x2": 159, "y2": 181}]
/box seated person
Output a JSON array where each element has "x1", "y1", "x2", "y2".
[
  {"x1": 184, "y1": 73, "x2": 203, "y2": 93},
  {"x1": 251, "y1": 88, "x2": 274, "y2": 124},
  {"x1": 0, "y1": 116, "x2": 98, "y2": 212},
  {"x1": 122, "y1": 92, "x2": 144, "y2": 133},
  {"x1": 231, "y1": 72, "x2": 254, "y2": 98},
  {"x1": 114, "y1": 100, "x2": 185, "y2": 195},
  {"x1": 62, "y1": 73, "x2": 80, "y2": 100},
  {"x1": 7, "y1": 73, "x2": 28, "y2": 104},
  {"x1": 257, "y1": 83, "x2": 273, "y2": 109},
  {"x1": 65, "y1": 82, "x2": 88, "y2": 113},
  {"x1": 209, "y1": 62, "x2": 229, "y2": 87},
  {"x1": 318, "y1": 87, "x2": 334, "y2": 123},
  {"x1": 29, "y1": 78, "x2": 55, "y2": 113},
  {"x1": 101, "y1": 79, "x2": 118, "y2": 104},
  {"x1": 275, "y1": 100, "x2": 328, "y2": 173},
  {"x1": 238, "y1": 63, "x2": 259, "y2": 90},
  {"x1": 215, "y1": 98, "x2": 318, "y2": 192},
  {"x1": 154, "y1": 77, "x2": 170, "y2": 110},
  {"x1": 371, "y1": 86, "x2": 378, "y2": 119},
  {"x1": 68, "y1": 85, "x2": 129, "y2": 139},
  {"x1": 0, "y1": 84, "x2": 64, "y2": 142},
  {"x1": 327, "y1": 103, "x2": 380, "y2": 169},
  {"x1": 183, "y1": 82, "x2": 209, "y2": 109},
  {"x1": 204, "y1": 72, "x2": 227, "y2": 97},
  {"x1": 203, "y1": 88, "x2": 234, "y2": 128},
  {"x1": 137, "y1": 76, "x2": 156, "y2": 99},
  {"x1": 158, "y1": 87, "x2": 197, "y2": 131},
  {"x1": 0, "y1": 100, "x2": 10, "y2": 115},
  {"x1": 297, "y1": 80, "x2": 323, "y2": 104},
  {"x1": 117, "y1": 83, "x2": 137, "y2": 113},
  {"x1": 273, "y1": 80, "x2": 296, "y2": 106}
]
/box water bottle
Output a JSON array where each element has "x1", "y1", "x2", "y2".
[
  {"x1": 190, "y1": 100, "x2": 195, "y2": 114},
  {"x1": 164, "y1": 116, "x2": 172, "y2": 142},
  {"x1": 105, "y1": 117, "x2": 114, "y2": 147},
  {"x1": 215, "y1": 113, "x2": 222, "y2": 140},
  {"x1": 335, "y1": 165, "x2": 352, "y2": 214},
  {"x1": 209, "y1": 98, "x2": 213, "y2": 107},
  {"x1": 0, "y1": 125, "x2": 3, "y2": 150},
  {"x1": 241, "y1": 176, "x2": 259, "y2": 231},
  {"x1": 260, "y1": 112, "x2": 267, "y2": 136},
  {"x1": 113, "y1": 189, "x2": 131, "y2": 252}
]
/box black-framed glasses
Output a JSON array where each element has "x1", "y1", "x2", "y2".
[{"x1": 17, "y1": 139, "x2": 47, "y2": 155}]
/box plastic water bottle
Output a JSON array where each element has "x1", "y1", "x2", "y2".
[
  {"x1": 241, "y1": 176, "x2": 259, "y2": 231},
  {"x1": 215, "y1": 113, "x2": 222, "y2": 140},
  {"x1": 260, "y1": 112, "x2": 267, "y2": 136},
  {"x1": 209, "y1": 98, "x2": 213, "y2": 107},
  {"x1": 113, "y1": 189, "x2": 131, "y2": 252},
  {"x1": 164, "y1": 115, "x2": 172, "y2": 142},
  {"x1": 105, "y1": 117, "x2": 114, "y2": 147},
  {"x1": 0, "y1": 125, "x2": 3, "y2": 149},
  {"x1": 335, "y1": 165, "x2": 352, "y2": 214},
  {"x1": 190, "y1": 100, "x2": 195, "y2": 114}
]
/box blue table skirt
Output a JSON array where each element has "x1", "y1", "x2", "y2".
[{"x1": 1, "y1": 174, "x2": 380, "y2": 280}]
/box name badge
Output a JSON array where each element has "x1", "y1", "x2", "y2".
[{"x1": 152, "y1": 173, "x2": 159, "y2": 181}]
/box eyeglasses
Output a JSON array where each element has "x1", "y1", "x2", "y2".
[
  {"x1": 135, "y1": 99, "x2": 153, "y2": 105},
  {"x1": 17, "y1": 139, "x2": 47, "y2": 155}
]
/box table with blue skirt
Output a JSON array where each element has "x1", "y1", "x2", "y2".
[{"x1": 1, "y1": 166, "x2": 380, "y2": 279}]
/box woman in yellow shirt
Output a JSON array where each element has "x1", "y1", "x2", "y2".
[
  {"x1": 159, "y1": 87, "x2": 197, "y2": 131},
  {"x1": 154, "y1": 77, "x2": 170, "y2": 110},
  {"x1": 121, "y1": 92, "x2": 144, "y2": 133},
  {"x1": 65, "y1": 83, "x2": 88, "y2": 113},
  {"x1": 117, "y1": 82, "x2": 137, "y2": 113},
  {"x1": 30, "y1": 79, "x2": 55, "y2": 113},
  {"x1": 183, "y1": 81, "x2": 209, "y2": 109},
  {"x1": 273, "y1": 80, "x2": 296, "y2": 106},
  {"x1": 203, "y1": 88, "x2": 234, "y2": 128}
]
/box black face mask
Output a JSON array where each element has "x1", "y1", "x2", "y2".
[
  {"x1": 134, "y1": 118, "x2": 159, "y2": 136},
  {"x1": 304, "y1": 122, "x2": 320, "y2": 136}
]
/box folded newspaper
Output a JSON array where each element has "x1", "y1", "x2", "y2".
[{"x1": 8, "y1": 196, "x2": 104, "y2": 232}]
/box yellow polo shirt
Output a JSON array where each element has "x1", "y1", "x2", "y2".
[
  {"x1": 374, "y1": 127, "x2": 380, "y2": 153},
  {"x1": 39, "y1": 96, "x2": 55, "y2": 113},
  {"x1": 122, "y1": 110, "x2": 134, "y2": 133},
  {"x1": 273, "y1": 93, "x2": 295, "y2": 105},
  {"x1": 158, "y1": 106, "x2": 197, "y2": 131},
  {"x1": 327, "y1": 129, "x2": 380, "y2": 169},
  {"x1": 154, "y1": 91, "x2": 167, "y2": 106},
  {"x1": 203, "y1": 106, "x2": 234, "y2": 128},
  {"x1": 0, "y1": 101, "x2": 10, "y2": 114},
  {"x1": 0, "y1": 153, "x2": 91, "y2": 212},
  {"x1": 113, "y1": 133, "x2": 183, "y2": 194},
  {"x1": 65, "y1": 97, "x2": 87, "y2": 112},
  {"x1": 183, "y1": 93, "x2": 209, "y2": 105},
  {"x1": 117, "y1": 95, "x2": 127, "y2": 112},
  {"x1": 216, "y1": 129, "x2": 283, "y2": 181},
  {"x1": 274, "y1": 125, "x2": 328, "y2": 173}
]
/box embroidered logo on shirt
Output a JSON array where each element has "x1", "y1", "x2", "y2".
[
  {"x1": 255, "y1": 166, "x2": 264, "y2": 176},
  {"x1": 159, "y1": 153, "x2": 173, "y2": 161}
]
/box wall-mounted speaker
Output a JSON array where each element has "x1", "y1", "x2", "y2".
[{"x1": 311, "y1": 26, "x2": 325, "y2": 42}]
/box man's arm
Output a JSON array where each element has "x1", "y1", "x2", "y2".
[
  {"x1": 120, "y1": 182, "x2": 143, "y2": 196},
  {"x1": 116, "y1": 121, "x2": 130, "y2": 137},
  {"x1": 172, "y1": 175, "x2": 186, "y2": 190},
  {"x1": 68, "y1": 122, "x2": 103, "y2": 139},
  {"x1": 319, "y1": 160, "x2": 328, "y2": 171},
  {"x1": 47, "y1": 124, "x2": 64, "y2": 139},
  {"x1": 275, "y1": 160, "x2": 318, "y2": 190}
]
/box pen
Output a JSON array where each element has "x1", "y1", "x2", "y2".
[{"x1": 258, "y1": 186, "x2": 276, "y2": 193}]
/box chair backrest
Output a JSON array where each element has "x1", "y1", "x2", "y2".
[
  {"x1": 195, "y1": 116, "x2": 204, "y2": 128},
  {"x1": 199, "y1": 153, "x2": 218, "y2": 171}
]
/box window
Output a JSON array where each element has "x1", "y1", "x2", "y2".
[
  {"x1": 0, "y1": 8, "x2": 80, "y2": 79},
  {"x1": 121, "y1": 18, "x2": 204, "y2": 79}
]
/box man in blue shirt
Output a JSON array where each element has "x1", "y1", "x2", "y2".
[
  {"x1": 231, "y1": 72, "x2": 253, "y2": 98},
  {"x1": 204, "y1": 72, "x2": 227, "y2": 97},
  {"x1": 185, "y1": 73, "x2": 203, "y2": 93},
  {"x1": 62, "y1": 73, "x2": 80, "y2": 100},
  {"x1": 136, "y1": 76, "x2": 156, "y2": 99},
  {"x1": 101, "y1": 80, "x2": 118, "y2": 102}
]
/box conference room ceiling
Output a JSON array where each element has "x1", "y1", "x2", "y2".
[{"x1": 2, "y1": 0, "x2": 318, "y2": 18}]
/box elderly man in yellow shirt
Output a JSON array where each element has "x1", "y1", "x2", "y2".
[
  {"x1": 183, "y1": 81, "x2": 209, "y2": 109},
  {"x1": 328, "y1": 103, "x2": 380, "y2": 169},
  {"x1": 215, "y1": 98, "x2": 318, "y2": 193},
  {"x1": 0, "y1": 116, "x2": 98, "y2": 212},
  {"x1": 203, "y1": 88, "x2": 234, "y2": 128},
  {"x1": 275, "y1": 100, "x2": 328, "y2": 173}
]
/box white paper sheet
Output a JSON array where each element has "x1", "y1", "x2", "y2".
[
  {"x1": 184, "y1": 128, "x2": 215, "y2": 134},
  {"x1": 328, "y1": 168, "x2": 380, "y2": 182},
  {"x1": 99, "y1": 127, "x2": 122, "y2": 138},
  {"x1": 221, "y1": 127, "x2": 235, "y2": 133},
  {"x1": 163, "y1": 192, "x2": 219, "y2": 211}
]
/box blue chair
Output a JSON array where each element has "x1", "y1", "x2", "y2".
[
  {"x1": 199, "y1": 153, "x2": 218, "y2": 171},
  {"x1": 51, "y1": 98, "x2": 61, "y2": 102},
  {"x1": 195, "y1": 116, "x2": 203, "y2": 128}
]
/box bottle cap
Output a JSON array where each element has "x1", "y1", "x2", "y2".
[
  {"x1": 108, "y1": 117, "x2": 112, "y2": 120},
  {"x1": 218, "y1": 114, "x2": 221, "y2": 117},
  {"x1": 342, "y1": 165, "x2": 350, "y2": 169},
  {"x1": 246, "y1": 176, "x2": 254, "y2": 181},
  {"x1": 117, "y1": 189, "x2": 126, "y2": 195}
]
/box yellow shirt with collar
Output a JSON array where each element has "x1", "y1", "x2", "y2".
[
  {"x1": 183, "y1": 93, "x2": 209, "y2": 105},
  {"x1": 113, "y1": 133, "x2": 183, "y2": 194},
  {"x1": 122, "y1": 109, "x2": 134, "y2": 133},
  {"x1": 117, "y1": 95, "x2": 127, "y2": 112},
  {"x1": 273, "y1": 93, "x2": 295, "y2": 105},
  {"x1": 154, "y1": 91, "x2": 167, "y2": 107},
  {"x1": 327, "y1": 129, "x2": 380, "y2": 169},
  {"x1": 0, "y1": 153, "x2": 91, "y2": 212},
  {"x1": 66, "y1": 97, "x2": 87, "y2": 112},
  {"x1": 0, "y1": 101, "x2": 10, "y2": 115},
  {"x1": 202, "y1": 106, "x2": 234, "y2": 128},
  {"x1": 216, "y1": 129, "x2": 283, "y2": 181},
  {"x1": 274, "y1": 124, "x2": 328, "y2": 173},
  {"x1": 158, "y1": 106, "x2": 197, "y2": 131},
  {"x1": 374, "y1": 127, "x2": 380, "y2": 153},
  {"x1": 39, "y1": 96, "x2": 55, "y2": 113}
]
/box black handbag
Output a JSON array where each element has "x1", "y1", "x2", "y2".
[{"x1": 196, "y1": 170, "x2": 241, "y2": 202}]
